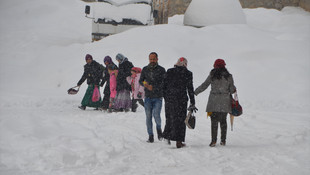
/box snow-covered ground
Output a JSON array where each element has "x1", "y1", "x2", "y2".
[{"x1": 0, "y1": 0, "x2": 309, "y2": 174}]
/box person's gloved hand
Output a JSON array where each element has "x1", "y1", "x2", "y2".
[{"x1": 188, "y1": 104, "x2": 198, "y2": 113}]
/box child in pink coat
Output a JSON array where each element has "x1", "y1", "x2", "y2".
[
  {"x1": 108, "y1": 64, "x2": 118, "y2": 112},
  {"x1": 126, "y1": 67, "x2": 145, "y2": 112}
]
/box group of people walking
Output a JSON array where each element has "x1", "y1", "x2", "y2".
[
  {"x1": 76, "y1": 52, "x2": 237, "y2": 148},
  {"x1": 77, "y1": 53, "x2": 137, "y2": 112}
]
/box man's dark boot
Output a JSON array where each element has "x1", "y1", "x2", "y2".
[
  {"x1": 147, "y1": 135, "x2": 154, "y2": 143},
  {"x1": 157, "y1": 128, "x2": 163, "y2": 141}
]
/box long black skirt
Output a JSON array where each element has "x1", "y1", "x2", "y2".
[{"x1": 163, "y1": 99, "x2": 188, "y2": 142}]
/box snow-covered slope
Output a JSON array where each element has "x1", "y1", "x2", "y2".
[{"x1": 0, "y1": 0, "x2": 309, "y2": 174}]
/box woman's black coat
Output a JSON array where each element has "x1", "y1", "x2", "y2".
[
  {"x1": 116, "y1": 60, "x2": 133, "y2": 91},
  {"x1": 163, "y1": 66, "x2": 195, "y2": 142},
  {"x1": 77, "y1": 60, "x2": 103, "y2": 86}
]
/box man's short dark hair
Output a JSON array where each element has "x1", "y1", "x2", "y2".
[{"x1": 149, "y1": 52, "x2": 158, "y2": 58}]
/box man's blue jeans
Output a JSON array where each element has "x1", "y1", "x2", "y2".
[{"x1": 144, "y1": 97, "x2": 163, "y2": 136}]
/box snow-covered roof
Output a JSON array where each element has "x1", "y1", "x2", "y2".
[
  {"x1": 100, "y1": 0, "x2": 152, "y2": 6},
  {"x1": 91, "y1": 2, "x2": 152, "y2": 24},
  {"x1": 184, "y1": 0, "x2": 246, "y2": 27}
]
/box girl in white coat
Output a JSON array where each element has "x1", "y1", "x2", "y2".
[{"x1": 127, "y1": 67, "x2": 145, "y2": 112}]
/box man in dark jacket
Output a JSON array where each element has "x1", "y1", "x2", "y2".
[
  {"x1": 139, "y1": 52, "x2": 166, "y2": 143},
  {"x1": 162, "y1": 57, "x2": 196, "y2": 148},
  {"x1": 77, "y1": 54, "x2": 103, "y2": 110}
]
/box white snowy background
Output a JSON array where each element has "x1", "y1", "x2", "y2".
[{"x1": 0, "y1": 0, "x2": 309, "y2": 175}]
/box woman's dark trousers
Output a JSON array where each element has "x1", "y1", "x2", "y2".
[
  {"x1": 101, "y1": 84, "x2": 110, "y2": 109},
  {"x1": 210, "y1": 112, "x2": 227, "y2": 143}
]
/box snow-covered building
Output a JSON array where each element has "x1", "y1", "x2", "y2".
[
  {"x1": 99, "y1": 0, "x2": 152, "y2": 6},
  {"x1": 85, "y1": 0, "x2": 156, "y2": 41},
  {"x1": 183, "y1": 0, "x2": 246, "y2": 27}
]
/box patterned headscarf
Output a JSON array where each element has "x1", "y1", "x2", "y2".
[
  {"x1": 131, "y1": 67, "x2": 142, "y2": 73},
  {"x1": 175, "y1": 57, "x2": 188, "y2": 67}
]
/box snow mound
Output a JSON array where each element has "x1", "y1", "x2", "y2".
[{"x1": 183, "y1": 0, "x2": 246, "y2": 27}]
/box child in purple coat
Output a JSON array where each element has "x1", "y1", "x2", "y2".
[{"x1": 127, "y1": 67, "x2": 145, "y2": 112}]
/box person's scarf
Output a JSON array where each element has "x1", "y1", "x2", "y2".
[
  {"x1": 148, "y1": 63, "x2": 158, "y2": 70},
  {"x1": 116, "y1": 53, "x2": 128, "y2": 64}
]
